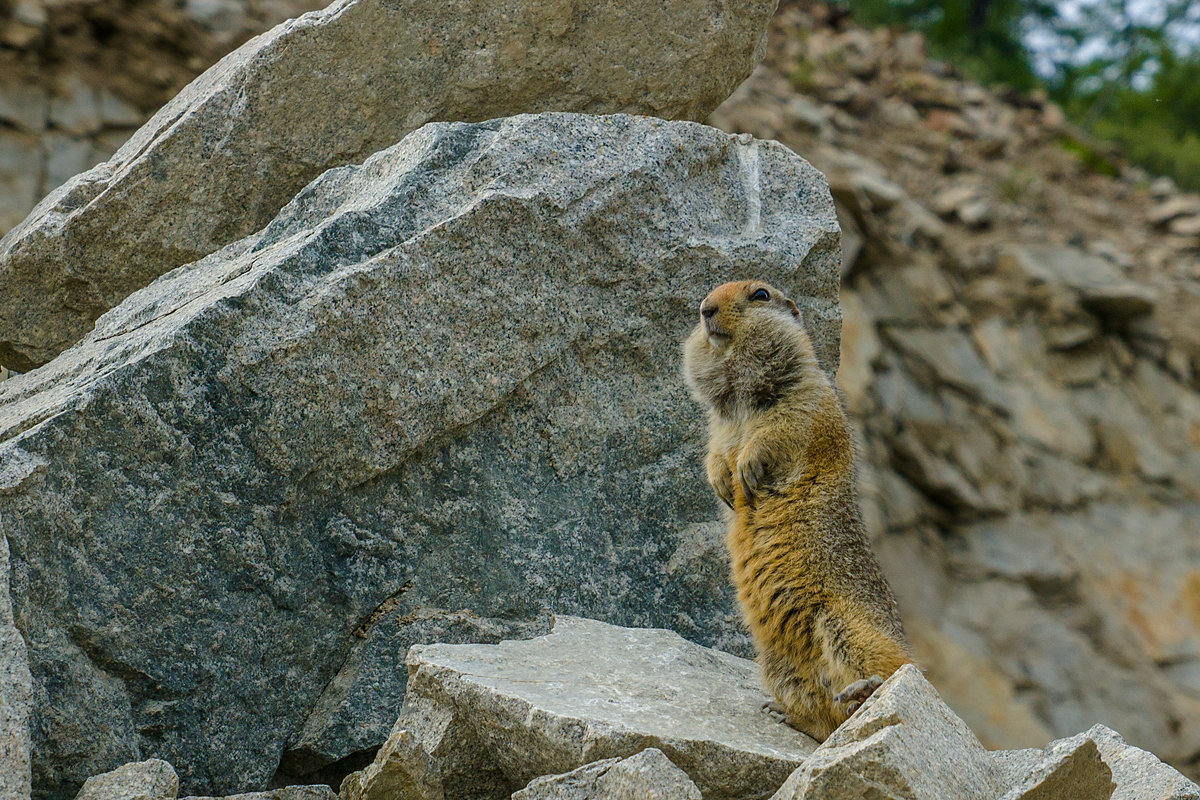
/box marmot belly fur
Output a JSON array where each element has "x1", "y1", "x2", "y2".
[{"x1": 682, "y1": 279, "x2": 912, "y2": 740}]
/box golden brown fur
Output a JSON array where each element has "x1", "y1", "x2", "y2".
[{"x1": 682, "y1": 279, "x2": 912, "y2": 740}]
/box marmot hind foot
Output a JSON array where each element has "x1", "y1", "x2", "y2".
[{"x1": 834, "y1": 674, "x2": 884, "y2": 714}]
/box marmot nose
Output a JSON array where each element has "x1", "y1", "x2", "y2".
[{"x1": 701, "y1": 305, "x2": 718, "y2": 319}]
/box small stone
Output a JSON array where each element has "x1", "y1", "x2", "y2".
[
  {"x1": 1167, "y1": 214, "x2": 1200, "y2": 237},
  {"x1": 959, "y1": 198, "x2": 993, "y2": 227},
  {"x1": 1148, "y1": 196, "x2": 1200, "y2": 227},
  {"x1": 782, "y1": 97, "x2": 829, "y2": 132},
  {"x1": 74, "y1": 759, "x2": 178, "y2": 800},
  {"x1": 1149, "y1": 175, "x2": 1177, "y2": 199},
  {"x1": 931, "y1": 184, "x2": 990, "y2": 226},
  {"x1": 11, "y1": 0, "x2": 46, "y2": 28},
  {"x1": 512, "y1": 749, "x2": 702, "y2": 800}
]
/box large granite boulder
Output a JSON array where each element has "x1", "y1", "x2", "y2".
[
  {"x1": 0, "y1": 113, "x2": 840, "y2": 798},
  {"x1": 0, "y1": 0, "x2": 780, "y2": 371}
]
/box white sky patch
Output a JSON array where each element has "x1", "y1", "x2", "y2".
[{"x1": 1023, "y1": 0, "x2": 1200, "y2": 84}]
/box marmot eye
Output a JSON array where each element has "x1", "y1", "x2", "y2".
[{"x1": 749, "y1": 288, "x2": 770, "y2": 302}]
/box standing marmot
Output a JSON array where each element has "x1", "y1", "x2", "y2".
[{"x1": 682, "y1": 279, "x2": 912, "y2": 741}]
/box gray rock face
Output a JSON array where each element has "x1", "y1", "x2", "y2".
[
  {"x1": 399, "y1": 616, "x2": 816, "y2": 800},
  {"x1": 0, "y1": 533, "x2": 31, "y2": 800},
  {"x1": 286, "y1": 609, "x2": 552, "y2": 776},
  {"x1": 0, "y1": 113, "x2": 839, "y2": 799},
  {"x1": 73, "y1": 759, "x2": 178, "y2": 800},
  {"x1": 512, "y1": 749, "x2": 701, "y2": 800},
  {"x1": 771, "y1": 665, "x2": 1000, "y2": 800},
  {"x1": 0, "y1": 0, "x2": 781, "y2": 371}
]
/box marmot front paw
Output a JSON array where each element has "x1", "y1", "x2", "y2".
[
  {"x1": 706, "y1": 451, "x2": 735, "y2": 509},
  {"x1": 737, "y1": 444, "x2": 771, "y2": 500}
]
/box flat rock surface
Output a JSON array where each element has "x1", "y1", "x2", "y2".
[
  {"x1": 0, "y1": 113, "x2": 838, "y2": 799},
  {"x1": 0, "y1": 0, "x2": 779, "y2": 370},
  {"x1": 404, "y1": 616, "x2": 816, "y2": 800}
]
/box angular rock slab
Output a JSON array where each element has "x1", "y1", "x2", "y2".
[
  {"x1": 991, "y1": 726, "x2": 1199, "y2": 800},
  {"x1": 0, "y1": 114, "x2": 839, "y2": 798},
  {"x1": 74, "y1": 759, "x2": 179, "y2": 800},
  {"x1": 402, "y1": 616, "x2": 817, "y2": 800},
  {"x1": 0, "y1": 0, "x2": 781, "y2": 371},
  {"x1": 512, "y1": 749, "x2": 701, "y2": 800},
  {"x1": 996, "y1": 737, "x2": 1113, "y2": 800},
  {"x1": 770, "y1": 664, "x2": 999, "y2": 800}
]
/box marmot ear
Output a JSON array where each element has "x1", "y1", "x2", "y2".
[{"x1": 785, "y1": 298, "x2": 800, "y2": 318}]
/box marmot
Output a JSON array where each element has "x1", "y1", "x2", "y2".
[{"x1": 682, "y1": 279, "x2": 912, "y2": 741}]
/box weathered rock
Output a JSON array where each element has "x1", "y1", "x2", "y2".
[
  {"x1": 770, "y1": 664, "x2": 1000, "y2": 800},
  {"x1": 512, "y1": 749, "x2": 701, "y2": 800},
  {"x1": 338, "y1": 725, "x2": 442, "y2": 800},
  {"x1": 1168, "y1": 214, "x2": 1200, "y2": 238},
  {"x1": 182, "y1": 788, "x2": 336, "y2": 800},
  {"x1": 401, "y1": 616, "x2": 816, "y2": 800},
  {"x1": 991, "y1": 726, "x2": 1198, "y2": 800},
  {"x1": 0, "y1": 533, "x2": 32, "y2": 800},
  {"x1": 0, "y1": 0, "x2": 781, "y2": 371},
  {"x1": 998, "y1": 244, "x2": 1157, "y2": 321},
  {"x1": 1086, "y1": 725, "x2": 1200, "y2": 800},
  {"x1": 995, "y1": 737, "x2": 1114, "y2": 800},
  {"x1": 1148, "y1": 196, "x2": 1200, "y2": 227},
  {"x1": 74, "y1": 760, "x2": 178, "y2": 800},
  {"x1": 885, "y1": 327, "x2": 1010, "y2": 412},
  {"x1": 0, "y1": 113, "x2": 839, "y2": 798}
]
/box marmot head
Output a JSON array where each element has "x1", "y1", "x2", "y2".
[
  {"x1": 695, "y1": 280, "x2": 800, "y2": 348},
  {"x1": 683, "y1": 280, "x2": 818, "y2": 417}
]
